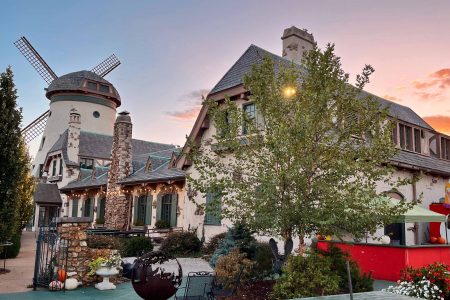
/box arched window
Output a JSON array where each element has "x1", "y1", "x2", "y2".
[{"x1": 385, "y1": 190, "x2": 405, "y2": 201}]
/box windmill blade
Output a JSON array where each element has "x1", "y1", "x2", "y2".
[
  {"x1": 91, "y1": 54, "x2": 121, "y2": 77},
  {"x1": 21, "y1": 110, "x2": 50, "y2": 144},
  {"x1": 14, "y1": 37, "x2": 58, "y2": 85}
]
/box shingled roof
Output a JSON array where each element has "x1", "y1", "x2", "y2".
[
  {"x1": 392, "y1": 150, "x2": 450, "y2": 176},
  {"x1": 209, "y1": 44, "x2": 433, "y2": 130},
  {"x1": 33, "y1": 183, "x2": 62, "y2": 205}
]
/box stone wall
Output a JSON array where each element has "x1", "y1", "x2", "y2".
[{"x1": 105, "y1": 111, "x2": 133, "y2": 230}]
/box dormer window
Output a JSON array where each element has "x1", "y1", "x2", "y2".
[
  {"x1": 80, "y1": 158, "x2": 94, "y2": 169},
  {"x1": 87, "y1": 81, "x2": 98, "y2": 90},
  {"x1": 394, "y1": 122, "x2": 423, "y2": 154},
  {"x1": 99, "y1": 84, "x2": 110, "y2": 93}
]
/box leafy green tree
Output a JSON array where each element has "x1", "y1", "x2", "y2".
[
  {"x1": 0, "y1": 67, "x2": 32, "y2": 241},
  {"x1": 16, "y1": 138, "x2": 35, "y2": 231},
  {"x1": 187, "y1": 44, "x2": 413, "y2": 245}
]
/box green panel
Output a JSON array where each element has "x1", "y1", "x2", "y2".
[
  {"x1": 72, "y1": 199, "x2": 79, "y2": 217},
  {"x1": 90, "y1": 198, "x2": 94, "y2": 218},
  {"x1": 170, "y1": 194, "x2": 178, "y2": 227},
  {"x1": 205, "y1": 193, "x2": 221, "y2": 225},
  {"x1": 156, "y1": 194, "x2": 162, "y2": 221},
  {"x1": 133, "y1": 196, "x2": 138, "y2": 225},
  {"x1": 145, "y1": 195, "x2": 152, "y2": 225}
]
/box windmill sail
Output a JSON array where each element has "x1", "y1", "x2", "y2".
[
  {"x1": 21, "y1": 110, "x2": 50, "y2": 144},
  {"x1": 14, "y1": 37, "x2": 58, "y2": 85},
  {"x1": 91, "y1": 54, "x2": 121, "y2": 77}
]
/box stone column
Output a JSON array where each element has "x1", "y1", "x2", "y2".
[
  {"x1": 56, "y1": 217, "x2": 91, "y2": 282},
  {"x1": 104, "y1": 111, "x2": 133, "y2": 230}
]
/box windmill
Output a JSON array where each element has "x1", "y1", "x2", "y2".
[
  {"x1": 15, "y1": 36, "x2": 121, "y2": 143},
  {"x1": 14, "y1": 36, "x2": 122, "y2": 176}
]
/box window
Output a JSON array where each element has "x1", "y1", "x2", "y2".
[
  {"x1": 97, "y1": 197, "x2": 106, "y2": 222},
  {"x1": 99, "y1": 84, "x2": 110, "y2": 93},
  {"x1": 72, "y1": 199, "x2": 79, "y2": 217},
  {"x1": 398, "y1": 123, "x2": 421, "y2": 153},
  {"x1": 38, "y1": 164, "x2": 44, "y2": 178},
  {"x1": 243, "y1": 103, "x2": 256, "y2": 135},
  {"x1": 217, "y1": 111, "x2": 230, "y2": 138},
  {"x1": 161, "y1": 194, "x2": 172, "y2": 225},
  {"x1": 80, "y1": 158, "x2": 94, "y2": 169},
  {"x1": 135, "y1": 195, "x2": 147, "y2": 225},
  {"x1": 52, "y1": 160, "x2": 57, "y2": 176},
  {"x1": 429, "y1": 133, "x2": 439, "y2": 158},
  {"x1": 59, "y1": 159, "x2": 63, "y2": 175},
  {"x1": 40, "y1": 136, "x2": 46, "y2": 150},
  {"x1": 87, "y1": 81, "x2": 97, "y2": 90},
  {"x1": 442, "y1": 137, "x2": 450, "y2": 160},
  {"x1": 83, "y1": 198, "x2": 93, "y2": 218},
  {"x1": 204, "y1": 193, "x2": 222, "y2": 225},
  {"x1": 93, "y1": 111, "x2": 100, "y2": 118}
]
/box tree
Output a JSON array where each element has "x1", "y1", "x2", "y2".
[
  {"x1": 187, "y1": 44, "x2": 413, "y2": 244},
  {"x1": 0, "y1": 67, "x2": 32, "y2": 242},
  {"x1": 16, "y1": 138, "x2": 35, "y2": 231}
]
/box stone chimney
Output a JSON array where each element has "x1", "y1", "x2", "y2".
[
  {"x1": 67, "y1": 108, "x2": 81, "y2": 163},
  {"x1": 282, "y1": 26, "x2": 315, "y2": 64},
  {"x1": 104, "y1": 111, "x2": 133, "y2": 230}
]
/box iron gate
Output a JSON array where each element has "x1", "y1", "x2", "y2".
[{"x1": 33, "y1": 223, "x2": 68, "y2": 290}]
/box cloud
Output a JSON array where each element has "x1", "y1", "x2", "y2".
[
  {"x1": 411, "y1": 68, "x2": 450, "y2": 101},
  {"x1": 423, "y1": 115, "x2": 450, "y2": 134},
  {"x1": 180, "y1": 89, "x2": 210, "y2": 105},
  {"x1": 166, "y1": 106, "x2": 201, "y2": 121},
  {"x1": 383, "y1": 94, "x2": 402, "y2": 102},
  {"x1": 412, "y1": 80, "x2": 438, "y2": 90},
  {"x1": 415, "y1": 91, "x2": 443, "y2": 102}
]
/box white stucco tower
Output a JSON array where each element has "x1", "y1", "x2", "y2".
[{"x1": 32, "y1": 71, "x2": 121, "y2": 177}]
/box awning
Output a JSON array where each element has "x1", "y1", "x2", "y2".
[{"x1": 389, "y1": 198, "x2": 446, "y2": 223}]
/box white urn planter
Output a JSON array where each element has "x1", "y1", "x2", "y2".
[
  {"x1": 95, "y1": 265, "x2": 119, "y2": 290},
  {"x1": 380, "y1": 235, "x2": 391, "y2": 245}
]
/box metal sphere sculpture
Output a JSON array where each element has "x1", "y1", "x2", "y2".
[{"x1": 131, "y1": 251, "x2": 183, "y2": 300}]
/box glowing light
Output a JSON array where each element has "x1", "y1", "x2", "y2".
[{"x1": 283, "y1": 86, "x2": 296, "y2": 98}]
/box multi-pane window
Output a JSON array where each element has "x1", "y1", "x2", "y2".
[
  {"x1": 59, "y1": 159, "x2": 63, "y2": 175},
  {"x1": 204, "y1": 193, "x2": 222, "y2": 225},
  {"x1": 99, "y1": 84, "x2": 110, "y2": 93},
  {"x1": 441, "y1": 137, "x2": 450, "y2": 160},
  {"x1": 72, "y1": 199, "x2": 79, "y2": 217},
  {"x1": 242, "y1": 103, "x2": 264, "y2": 134},
  {"x1": 80, "y1": 158, "x2": 94, "y2": 169},
  {"x1": 136, "y1": 195, "x2": 147, "y2": 225},
  {"x1": 52, "y1": 160, "x2": 57, "y2": 176},
  {"x1": 397, "y1": 123, "x2": 421, "y2": 153},
  {"x1": 87, "y1": 81, "x2": 97, "y2": 90},
  {"x1": 83, "y1": 198, "x2": 93, "y2": 218},
  {"x1": 97, "y1": 197, "x2": 106, "y2": 222}
]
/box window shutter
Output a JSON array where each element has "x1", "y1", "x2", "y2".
[
  {"x1": 81, "y1": 198, "x2": 85, "y2": 216},
  {"x1": 133, "y1": 196, "x2": 138, "y2": 225},
  {"x1": 170, "y1": 194, "x2": 178, "y2": 227},
  {"x1": 72, "y1": 199, "x2": 78, "y2": 217},
  {"x1": 145, "y1": 195, "x2": 152, "y2": 225},
  {"x1": 90, "y1": 198, "x2": 94, "y2": 219},
  {"x1": 156, "y1": 194, "x2": 162, "y2": 221}
]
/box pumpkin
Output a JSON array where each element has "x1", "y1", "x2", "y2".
[
  {"x1": 430, "y1": 237, "x2": 438, "y2": 244},
  {"x1": 58, "y1": 269, "x2": 67, "y2": 282},
  {"x1": 437, "y1": 237, "x2": 446, "y2": 244},
  {"x1": 49, "y1": 280, "x2": 63, "y2": 291},
  {"x1": 316, "y1": 234, "x2": 324, "y2": 240}
]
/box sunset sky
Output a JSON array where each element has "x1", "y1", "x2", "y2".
[{"x1": 1, "y1": 0, "x2": 449, "y2": 156}]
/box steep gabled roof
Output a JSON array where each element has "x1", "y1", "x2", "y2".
[{"x1": 33, "y1": 183, "x2": 62, "y2": 205}]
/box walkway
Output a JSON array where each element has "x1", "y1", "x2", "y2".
[{"x1": 0, "y1": 231, "x2": 36, "y2": 293}]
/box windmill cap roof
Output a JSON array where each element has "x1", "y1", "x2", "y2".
[{"x1": 46, "y1": 70, "x2": 121, "y2": 106}]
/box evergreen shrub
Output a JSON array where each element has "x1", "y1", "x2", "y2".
[
  {"x1": 160, "y1": 231, "x2": 202, "y2": 256},
  {"x1": 121, "y1": 236, "x2": 153, "y2": 257}
]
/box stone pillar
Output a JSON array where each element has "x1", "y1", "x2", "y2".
[
  {"x1": 56, "y1": 217, "x2": 91, "y2": 282},
  {"x1": 104, "y1": 111, "x2": 133, "y2": 230}
]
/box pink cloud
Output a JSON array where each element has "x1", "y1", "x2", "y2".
[
  {"x1": 383, "y1": 94, "x2": 402, "y2": 102},
  {"x1": 166, "y1": 106, "x2": 201, "y2": 121}
]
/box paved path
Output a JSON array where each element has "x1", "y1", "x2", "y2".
[
  {"x1": 299, "y1": 291, "x2": 420, "y2": 299},
  {"x1": 0, "y1": 231, "x2": 36, "y2": 293}
]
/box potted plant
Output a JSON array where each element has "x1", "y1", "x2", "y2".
[{"x1": 88, "y1": 253, "x2": 122, "y2": 290}]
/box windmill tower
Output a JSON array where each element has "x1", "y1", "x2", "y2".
[{"x1": 15, "y1": 37, "x2": 122, "y2": 177}]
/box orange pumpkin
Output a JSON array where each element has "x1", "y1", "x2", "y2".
[
  {"x1": 58, "y1": 269, "x2": 67, "y2": 282},
  {"x1": 437, "y1": 237, "x2": 446, "y2": 244},
  {"x1": 430, "y1": 237, "x2": 438, "y2": 244}
]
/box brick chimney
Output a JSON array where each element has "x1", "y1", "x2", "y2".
[
  {"x1": 282, "y1": 26, "x2": 315, "y2": 64},
  {"x1": 104, "y1": 111, "x2": 133, "y2": 230},
  {"x1": 67, "y1": 108, "x2": 81, "y2": 163}
]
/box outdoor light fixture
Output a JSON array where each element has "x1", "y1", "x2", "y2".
[{"x1": 283, "y1": 86, "x2": 296, "y2": 98}]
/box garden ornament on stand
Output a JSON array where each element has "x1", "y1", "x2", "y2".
[
  {"x1": 131, "y1": 250, "x2": 183, "y2": 300},
  {"x1": 269, "y1": 238, "x2": 293, "y2": 275}
]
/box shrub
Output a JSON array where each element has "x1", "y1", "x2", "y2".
[
  {"x1": 215, "y1": 249, "x2": 255, "y2": 290},
  {"x1": 384, "y1": 280, "x2": 444, "y2": 299},
  {"x1": 271, "y1": 252, "x2": 340, "y2": 299},
  {"x1": 399, "y1": 262, "x2": 450, "y2": 298},
  {"x1": 210, "y1": 224, "x2": 257, "y2": 267},
  {"x1": 86, "y1": 235, "x2": 122, "y2": 250},
  {"x1": 160, "y1": 231, "x2": 202, "y2": 256},
  {"x1": 121, "y1": 237, "x2": 153, "y2": 257},
  {"x1": 0, "y1": 232, "x2": 21, "y2": 258},
  {"x1": 202, "y1": 232, "x2": 226, "y2": 255},
  {"x1": 318, "y1": 244, "x2": 373, "y2": 293},
  {"x1": 155, "y1": 219, "x2": 170, "y2": 229},
  {"x1": 252, "y1": 242, "x2": 274, "y2": 279}
]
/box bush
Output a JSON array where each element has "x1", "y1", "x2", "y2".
[
  {"x1": 155, "y1": 219, "x2": 170, "y2": 229},
  {"x1": 318, "y1": 244, "x2": 373, "y2": 293},
  {"x1": 0, "y1": 232, "x2": 21, "y2": 258},
  {"x1": 210, "y1": 224, "x2": 257, "y2": 267},
  {"x1": 160, "y1": 231, "x2": 202, "y2": 256},
  {"x1": 252, "y1": 242, "x2": 274, "y2": 279},
  {"x1": 121, "y1": 237, "x2": 153, "y2": 257},
  {"x1": 271, "y1": 252, "x2": 340, "y2": 299},
  {"x1": 399, "y1": 262, "x2": 450, "y2": 298},
  {"x1": 215, "y1": 249, "x2": 255, "y2": 290},
  {"x1": 86, "y1": 235, "x2": 122, "y2": 250},
  {"x1": 202, "y1": 232, "x2": 226, "y2": 255}
]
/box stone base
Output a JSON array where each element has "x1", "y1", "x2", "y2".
[{"x1": 95, "y1": 277, "x2": 116, "y2": 290}]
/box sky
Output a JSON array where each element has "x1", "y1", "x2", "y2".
[{"x1": 1, "y1": 0, "x2": 450, "y2": 157}]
